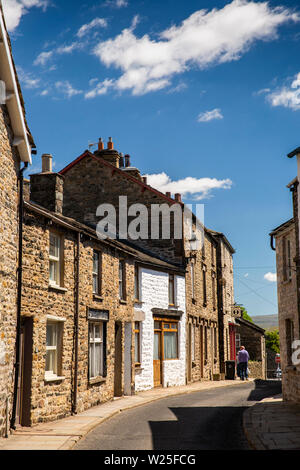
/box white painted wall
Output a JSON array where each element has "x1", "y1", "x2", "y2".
[{"x1": 134, "y1": 268, "x2": 186, "y2": 392}]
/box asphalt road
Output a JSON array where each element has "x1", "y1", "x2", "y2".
[{"x1": 75, "y1": 380, "x2": 282, "y2": 451}]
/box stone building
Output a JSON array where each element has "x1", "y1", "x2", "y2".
[
  {"x1": 270, "y1": 212, "x2": 300, "y2": 401},
  {"x1": 11, "y1": 152, "x2": 188, "y2": 426},
  {"x1": 235, "y1": 316, "x2": 266, "y2": 379},
  {"x1": 0, "y1": 7, "x2": 35, "y2": 437},
  {"x1": 59, "y1": 138, "x2": 236, "y2": 385}
]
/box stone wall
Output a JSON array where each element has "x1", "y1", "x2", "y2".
[
  {"x1": 247, "y1": 360, "x2": 265, "y2": 380},
  {"x1": 61, "y1": 153, "x2": 184, "y2": 265},
  {"x1": 274, "y1": 220, "x2": 300, "y2": 402},
  {"x1": 0, "y1": 105, "x2": 20, "y2": 436},
  {"x1": 21, "y1": 208, "x2": 136, "y2": 425}
]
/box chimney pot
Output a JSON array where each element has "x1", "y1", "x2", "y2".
[
  {"x1": 119, "y1": 152, "x2": 124, "y2": 168},
  {"x1": 166, "y1": 192, "x2": 171, "y2": 198},
  {"x1": 175, "y1": 193, "x2": 181, "y2": 202},
  {"x1": 98, "y1": 138, "x2": 104, "y2": 151},
  {"x1": 124, "y1": 154, "x2": 130, "y2": 167},
  {"x1": 107, "y1": 137, "x2": 114, "y2": 150},
  {"x1": 42, "y1": 153, "x2": 53, "y2": 173},
  {"x1": 142, "y1": 176, "x2": 147, "y2": 184}
]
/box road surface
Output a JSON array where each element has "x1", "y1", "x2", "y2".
[{"x1": 75, "y1": 380, "x2": 281, "y2": 450}]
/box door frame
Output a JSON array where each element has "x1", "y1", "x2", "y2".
[{"x1": 17, "y1": 316, "x2": 33, "y2": 427}]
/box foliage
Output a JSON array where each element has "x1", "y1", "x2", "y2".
[
  {"x1": 240, "y1": 306, "x2": 253, "y2": 323},
  {"x1": 265, "y1": 329, "x2": 280, "y2": 354}
]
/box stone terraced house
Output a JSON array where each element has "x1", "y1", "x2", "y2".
[
  {"x1": 59, "y1": 138, "x2": 237, "y2": 387},
  {"x1": 270, "y1": 149, "x2": 300, "y2": 403},
  {"x1": 0, "y1": 6, "x2": 35, "y2": 437}
]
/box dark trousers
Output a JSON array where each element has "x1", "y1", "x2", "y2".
[{"x1": 239, "y1": 362, "x2": 248, "y2": 380}]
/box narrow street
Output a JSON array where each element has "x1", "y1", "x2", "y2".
[{"x1": 75, "y1": 380, "x2": 282, "y2": 451}]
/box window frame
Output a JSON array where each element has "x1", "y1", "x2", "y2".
[
  {"x1": 119, "y1": 259, "x2": 126, "y2": 301},
  {"x1": 134, "y1": 265, "x2": 141, "y2": 302},
  {"x1": 49, "y1": 231, "x2": 64, "y2": 287},
  {"x1": 92, "y1": 250, "x2": 102, "y2": 296},
  {"x1": 202, "y1": 264, "x2": 207, "y2": 307},
  {"x1": 154, "y1": 317, "x2": 179, "y2": 361},
  {"x1": 45, "y1": 319, "x2": 63, "y2": 381},
  {"x1": 134, "y1": 321, "x2": 141, "y2": 366},
  {"x1": 88, "y1": 320, "x2": 106, "y2": 380},
  {"x1": 168, "y1": 273, "x2": 176, "y2": 306}
]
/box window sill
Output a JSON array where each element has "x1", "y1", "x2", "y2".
[
  {"x1": 135, "y1": 364, "x2": 143, "y2": 371},
  {"x1": 93, "y1": 294, "x2": 103, "y2": 302},
  {"x1": 48, "y1": 284, "x2": 67, "y2": 293},
  {"x1": 44, "y1": 375, "x2": 65, "y2": 383},
  {"x1": 89, "y1": 376, "x2": 106, "y2": 385},
  {"x1": 119, "y1": 299, "x2": 127, "y2": 305},
  {"x1": 282, "y1": 279, "x2": 292, "y2": 285},
  {"x1": 134, "y1": 299, "x2": 143, "y2": 305}
]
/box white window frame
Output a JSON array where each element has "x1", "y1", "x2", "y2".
[
  {"x1": 89, "y1": 321, "x2": 104, "y2": 379},
  {"x1": 45, "y1": 317, "x2": 64, "y2": 381},
  {"x1": 49, "y1": 232, "x2": 62, "y2": 287},
  {"x1": 92, "y1": 251, "x2": 101, "y2": 295}
]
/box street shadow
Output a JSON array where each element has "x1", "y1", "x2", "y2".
[
  {"x1": 246, "y1": 379, "x2": 282, "y2": 402},
  {"x1": 148, "y1": 406, "x2": 250, "y2": 450}
]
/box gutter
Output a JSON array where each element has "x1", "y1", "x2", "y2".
[
  {"x1": 10, "y1": 161, "x2": 28, "y2": 430},
  {"x1": 72, "y1": 232, "x2": 80, "y2": 415}
]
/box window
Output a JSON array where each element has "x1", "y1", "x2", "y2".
[
  {"x1": 92, "y1": 251, "x2": 102, "y2": 295},
  {"x1": 45, "y1": 321, "x2": 63, "y2": 379},
  {"x1": 191, "y1": 262, "x2": 195, "y2": 300},
  {"x1": 169, "y1": 274, "x2": 175, "y2": 306},
  {"x1": 212, "y1": 271, "x2": 216, "y2": 310},
  {"x1": 204, "y1": 326, "x2": 208, "y2": 362},
  {"x1": 282, "y1": 237, "x2": 292, "y2": 282},
  {"x1": 134, "y1": 265, "x2": 140, "y2": 301},
  {"x1": 202, "y1": 264, "x2": 207, "y2": 306},
  {"x1": 89, "y1": 322, "x2": 105, "y2": 378},
  {"x1": 49, "y1": 232, "x2": 62, "y2": 286},
  {"x1": 214, "y1": 327, "x2": 218, "y2": 359},
  {"x1": 236, "y1": 332, "x2": 241, "y2": 351},
  {"x1": 134, "y1": 322, "x2": 141, "y2": 365},
  {"x1": 286, "y1": 319, "x2": 294, "y2": 366},
  {"x1": 191, "y1": 323, "x2": 195, "y2": 361},
  {"x1": 154, "y1": 319, "x2": 179, "y2": 360},
  {"x1": 119, "y1": 260, "x2": 126, "y2": 300}
]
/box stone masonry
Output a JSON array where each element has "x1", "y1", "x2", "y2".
[{"x1": 0, "y1": 104, "x2": 20, "y2": 436}]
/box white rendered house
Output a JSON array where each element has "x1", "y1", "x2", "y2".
[{"x1": 134, "y1": 262, "x2": 186, "y2": 391}]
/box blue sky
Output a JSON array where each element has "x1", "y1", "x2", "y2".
[{"x1": 5, "y1": 0, "x2": 300, "y2": 317}]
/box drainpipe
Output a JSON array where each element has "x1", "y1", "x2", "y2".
[
  {"x1": 10, "y1": 161, "x2": 28, "y2": 430},
  {"x1": 72, "y1": 231, "x2": 80, "y2": 414}
]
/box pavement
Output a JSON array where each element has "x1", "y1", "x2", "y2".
[
  {"x1": 0, "y1": 378, "x2": 298, "y2": 451},
  {"x1": 243, "y1": 393, "x2": 300, "y2": 450}
]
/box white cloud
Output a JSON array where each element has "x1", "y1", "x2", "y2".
[
  {"x1": 103, "y1": 0, "x2": 128, "y2": 8},
  {"x1": 143, "y1": 172, "x2": 232, "y2": 200},
  {"x1": 17, "y1": 66, "x2": 40, "y2": 88},
  {"x1": 34, "y1": 41, "x2": 83, "y2": 67},
  {"x1": 92, "y1": 0, "x2": 298, "y2": 95},
  {"x1": 77, "y1": 17, "x2": 107, "y2": 38},
  {"x1": 2, "y1": 0, "x2": 49, "y2": 32},
  {"x1": 264, "y1": 272, "x2": 277, "y2": 282},
  {"x1": 267, "y1": 72, "x2": 300, "y2": 110},
  {"x1": 85, "y1": 78, "x2": 114, "y2": 98},
  {"x1": 197, "y1": 108, "x2": 223, "y2": 122},
  {"x1": 34, "y1": 50, "x2": 53, "y2": 66},
  {"x1": 55, "y1": 81, "x2": 82, "y2": 98}
]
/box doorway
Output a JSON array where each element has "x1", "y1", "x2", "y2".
[
  {"x1": 114, "y1": 321, "x2": 123, "y2": 397},
  {"x1": 17, "y1": 317, "x2": 33, "y2": 427}
]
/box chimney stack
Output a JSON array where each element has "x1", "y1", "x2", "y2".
[
  {"x1": 107, "y1": 137, "x2": 114, "y2": 150},
  {"x1": 124, "y1": 154, "x2": 130, "y2": 167},
  {"x1": 166, "y1": 192, "x2": 171, "y2": 198},
  {"x1": 42, "y1": 153, "x2": 53, "y2": 173},
  {"x1": 175, "y1": 193, "x2": 182, "y2": 202},
  {"x1": 142, "y1": 176, "x2": 147, "y2": 184},
  {"x1": 119, "y1": 153, "x2": 124, "y2": 168},
  {"x1": 98, "y1": 138, "x2": 104, "y2": 151}
]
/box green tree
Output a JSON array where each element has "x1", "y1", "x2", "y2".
[
  {"x1": 265, "y1": 329, "x2": 280, "y2": 354},
  {"x1": 240, "y1": 306, "x2": 253, "y2": 323}
]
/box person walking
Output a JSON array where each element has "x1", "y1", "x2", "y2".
[{"x1": 237, "y1": 346, "x2": 249, "y2": 380}]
